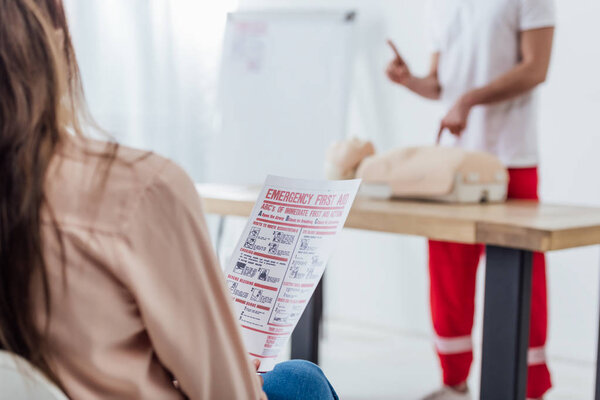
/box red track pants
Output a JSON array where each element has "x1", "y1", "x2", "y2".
[{"x1": 428, "y1": 167, "x2": 551, "y2": 399}]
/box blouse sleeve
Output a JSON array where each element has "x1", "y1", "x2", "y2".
[{"x1": 117, "y1": 158, "x2": 262, "y2": 400}]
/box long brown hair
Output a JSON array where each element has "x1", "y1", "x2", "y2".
[{"x1": 0, "y1": 0, "x2": 109, "y2": 390}]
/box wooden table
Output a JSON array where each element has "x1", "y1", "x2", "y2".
[{"x1": 198, "y1": 183, "x2": 600, "y2": 400}]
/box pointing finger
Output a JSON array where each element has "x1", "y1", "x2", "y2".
[{"x1": 386, "y1": 39, "x2": 405, "y2": 64}]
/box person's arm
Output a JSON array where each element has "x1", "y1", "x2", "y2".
[
  {"x1": 441, "y1": 27, "x2": 554, "y2": 135},
  {"x1": 117, "y1": 159, "x2": 266, "y2": 400},
  {"x1": 386, "y1": 41, "x2": 441, "y2": 100}
]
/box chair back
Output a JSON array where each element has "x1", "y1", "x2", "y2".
[{"x1": 0, "y1": 350, "x2": 68, "y2": 400}]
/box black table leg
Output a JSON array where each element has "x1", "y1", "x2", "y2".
[
  {"x1": 290, "y1": 276, "x2": 324, "y2": 364},
  {"x1": 480, "y1": 246, "x2": 533, "y2": 400}
]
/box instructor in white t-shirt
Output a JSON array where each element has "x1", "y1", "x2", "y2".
[{"x1": 386, "y1": 1, "x2": 555, "y2": 400}]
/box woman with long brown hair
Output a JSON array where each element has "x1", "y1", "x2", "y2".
[{"x1": 0, "y1": 1, "x2": 338, "y2": 398}]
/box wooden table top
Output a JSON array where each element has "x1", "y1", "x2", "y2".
[{"x1": 197, "y1": 183, "x2": 600, "y2": 252}]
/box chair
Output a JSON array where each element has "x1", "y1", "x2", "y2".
[{"x1": 0, "y1": 350, "x2": 68, "y2": 400}]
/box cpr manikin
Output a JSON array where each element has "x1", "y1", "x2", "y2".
[{"x1": 326, "y1": 138, "x2": 509, "y2": 203}]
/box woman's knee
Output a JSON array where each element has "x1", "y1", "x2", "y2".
[
  {"x1": 275, "y1": 360, "x2": 324, "y2": 377},
  {"x1": 262, "y1": 360, "x2": 338, "y2": 400}
]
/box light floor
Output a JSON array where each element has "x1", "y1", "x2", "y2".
[{"x1": 315, "y1": 319, "x2": 595, "y2": 400}]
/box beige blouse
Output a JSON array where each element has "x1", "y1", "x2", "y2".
[{"x1": 35, "y1": 138, "x2": 262, "y2": 399}]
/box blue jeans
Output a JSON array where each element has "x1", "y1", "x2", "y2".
[{"x1": 262, "y1": 360, "x2": 339, "y2": 400}]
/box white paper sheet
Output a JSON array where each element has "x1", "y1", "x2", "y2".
[{"x1": 224, "y1": 175, "x2": 361, "y2": 372}]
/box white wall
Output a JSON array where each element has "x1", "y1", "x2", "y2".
[
  {"x1": 539, "y1": 0, "x2": 600, "y2": 364},
  {"x1": 238, "y1": 0, "x2": 600, "y2": 369}
]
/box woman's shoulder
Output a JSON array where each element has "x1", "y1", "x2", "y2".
[
  {"x1": 47, "y1": 137, "x2": 194, "y2": 233},
  {"x1": 61, "y1": 136, "x2": 167, "y2": 172}
]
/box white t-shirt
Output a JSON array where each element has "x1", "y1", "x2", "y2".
[{"x1": 428, "y1": 0, "x2": 555, "y2": 167}]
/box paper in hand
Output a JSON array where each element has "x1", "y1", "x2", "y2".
[{"x1": 223, "y1": 175, "x2": 360, "y2": 371}]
